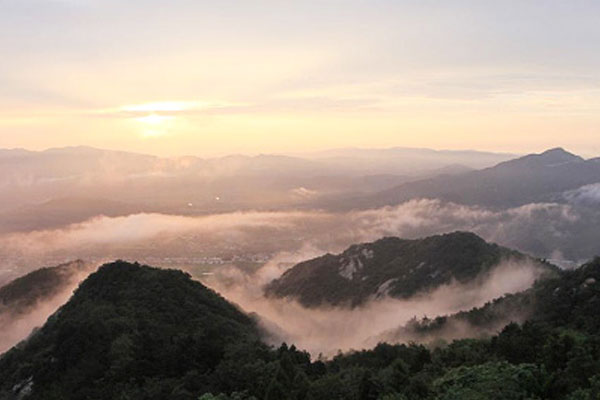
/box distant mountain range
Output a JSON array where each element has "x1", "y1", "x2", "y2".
[
  {"x1": 294, "y1": 146, "x2": 515, "y2": 175},
  {"x1": 2, "y1": 146, "x2": 598, "y2": 220},
  {"x1": 353, "y1": 148, "x2": 600, "y2": 209},
  {"x1": 0, "y1": 197, "x2": 142, "y2": 234},
  {"x1": 0, "y1": 145, "x2": 514, "y2": 186},
  {"x1": 1, "y1": 146, "x2": 599, "y2": 283},
  {"x1": 0, "y1": 145, "x2": 517, "y2": 233},
  {"x1": 265, "y1": 232, "x2": 550, "y2": 307}
]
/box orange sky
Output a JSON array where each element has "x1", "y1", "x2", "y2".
[{"x1": 1, "y1": 1, "x2": 599, "y2": 157}]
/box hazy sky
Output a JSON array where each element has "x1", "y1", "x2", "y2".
[{"x1": 1, "y1": 0, "x2": 600, "y2": 157}]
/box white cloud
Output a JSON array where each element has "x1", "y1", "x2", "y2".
[
  {"x1": 564, "y1": 183, "x2": 600, "y2": 205},
  {"x1": 206, "y1": 257, "x2": 545, "y2": 356}
]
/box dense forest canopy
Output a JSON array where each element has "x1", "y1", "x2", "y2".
[
  {"x1": 265, "y1": 232, "x2": 540, "y2": 307},
  {"x1": 1, "y1": 258, "x2": 600, "y2": 399}
]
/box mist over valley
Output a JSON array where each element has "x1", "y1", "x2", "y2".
[{"x1": 2, "y1": 147, "x2": 598, "y2": 359}]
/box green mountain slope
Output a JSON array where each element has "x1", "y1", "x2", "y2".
[
  {"x1": 0, "y1": 260, "x2": 89, "y2": 318},
  {"x1": 0, "y1": 261, "x2": 262, "y2": 400},
  {"x1": 360, "y1": 148, "x2": 600, "y2": 209},
  {"x1": 1, "y1": 258, "x2": 599, "y2": 400},
  {"x1": 265, "y1": 232, "x2": 538, "y2": 307},
  {"x1": 392, "y1": 257, "x2": 600, "y2": 343}
]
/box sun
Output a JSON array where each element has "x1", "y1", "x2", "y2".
[
  {"x1": 133, "y1": 114, "x2": 175, "y2": 138},
  {"x1": 117, "y1": 100, "x2": 239, "y2": 140},
  {"x1": 123, "y1": 101, "x2": 188, "y2": 112},
  {"x1": 135, "y1": 114, "x2": 173, "y2": 125}
]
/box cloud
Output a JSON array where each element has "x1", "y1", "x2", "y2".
[
  {"x1": 88, "y1": 100, "x2": 249, "y2": 121},
  {"x1": 204, "y1": 257, "x2": 546, "y2": 357},
  {"x1": 349, "y1": 200, "x2": 586, "y2": 262},
  {"x1": 0, "y1": 198, "x2": 594, "y2": 281},
  {"x1": 1, "y1": 198, "x2": 592, "y2": 355},
  {"x1": 564, "y1": 183, "x2": 600, "y2": 205},
  {"x1": 0, "y1": 297, "x2": 71, "y2": 354},
  {"x1": 290, "y1": 187, "x2": 319, "y2": 198},
  {"x1": 1, "y1": 210, "x2": 310, "y2": 252},
  {"x1": 0, "y1": 263, "x2": 96, "y2": 354}
]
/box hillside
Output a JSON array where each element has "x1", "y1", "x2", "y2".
[
  {"x1": 0, "y1": 145, "x2": 516, "y2": 216},
  {"x1": 0, "y1": 260, "x2": 89, "y2": 317},
  {"x1": 0, "y1": 197, "x2": 143, "y2": 234},
  {"x1": 264, "y1": 232, "x2": 539, "y2": 307},
  {"x1": 0, "y1": 261, "x2": 262, "y2": 400},
  {"x1": 1, "y1": 259, "x2": 599, "y2": 400},
  {"x1": 387, "y1": 257, "x2": 600, "y2": 343},
  {"x1": 359, "y1": 148, "x2": 600, "y2": 209}
]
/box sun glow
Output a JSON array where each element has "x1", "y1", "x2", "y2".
[
  {"x1": 121, "y1": 101, "x2": 239, "y2": 114},
  {"x1": 123, "y1": 102, "x2": 191, "y2": 112},
  {"x1": 133, "y1": 114, "x2": 175, "y2": 139},
  {"x1": 135, "y1": 114, "x2": 173, "y2": 125}
]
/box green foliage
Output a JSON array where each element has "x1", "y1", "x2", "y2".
[
  {"x1": 3, "y1": 259, "x2": 600, "y2": 400},
  {"x1": 0, "y1": 261, "x2": 261, "y2": 399},
  {"x1": 265, "y1": 232, "x2": 535, "y2": 307},
  {"x1": 0, "y1": 260, "x2": 87, "y2": 316},
  {"x1": 433, "y1": 362, "x2": 544, "y2": 400}
]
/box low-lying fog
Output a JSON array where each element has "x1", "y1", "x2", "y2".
[
  {"x1": 0, "y1": 197, "x2": 594, "y2": 356},
  {"x1": 204, "y1": 257, "x2": 545, "y2": 356},
  {"x1": 0, "y1": 198, "x2": 592, "y2": 284},
  {"x1": 1, "y1": 254, "x2": 544, "y2": 357},
  {"x1": 0, "y1": 289, "x2": 76, "y2": 354},
  {"x1": 0, "y1": 264, "x2": 93, "y2": 353}
]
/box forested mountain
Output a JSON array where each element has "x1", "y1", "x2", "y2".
[
  {"x1": 265, "y1": 232, "x2": 546, "y2": 307},
  {"x1": 0, "y1": 260, "x2": 89, "y2": 317},
  {"x1": 2, "y1": 258, "x2": 600, "y2": 399},
  {"x1": 0, "y1": 261, "x2": 262, "y2": 399},
  {"x1": 359, "y1": 148, "x2": 600, "y2": 209},
  {"x1": 391, "y1": 256, "x2": 600, "y2": 343},
  {"x1": 0, "y1": 260, "x2": 92, "y2": 353}
]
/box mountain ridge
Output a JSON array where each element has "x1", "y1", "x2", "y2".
[
  {"x1": 0, "y1": 260, "x2": 89, "y2": 317},
  {"x1": 0, "y1": 258, "x2": 598, "y2": 399},
  {"x1": 264, "y1": 231, "x2": 544, "y2": 308},
  {"x1": 355, "y1": 148, "x2": 600, "y2": 209},
  {"x1": 384, "y1": 256, "x2": 600, "y2": 344},
  {"x1": 0, "y1": 261, "x2": 262, "y2": 399}
]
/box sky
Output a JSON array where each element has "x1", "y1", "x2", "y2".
[{"x1": 1, "y1": 0, "x2": 600, "y2": 157}]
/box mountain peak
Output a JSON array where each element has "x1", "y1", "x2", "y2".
[
  {"x1": 540, "y1": 147, "x2": 579, "y2": 158},
  {"x1": 0, "y1": 261, "x2": 260, "y2": 399},
  {"x1": 493, "y1": 147, "x2": 583, "y2": 170},
  {"x1": 0, "y1": 260, "x2": 89, "y2": 314},
  {"x1": 534, "y1": 147, "x2": 583, "y2": 164},
  {"x1": 265, "y1": 232, "x2": 529, "y2": 307}
]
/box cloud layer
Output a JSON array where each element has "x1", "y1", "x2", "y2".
[
  {"x1": 1, "y1": 198, "x2": 597, "y2": 283},
  {"x1": 1, "y1": 197, "x2": 593, "y2": 355},
  {"x1": 204, "y1": 257, "x2": 546, "y2": 356}
]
